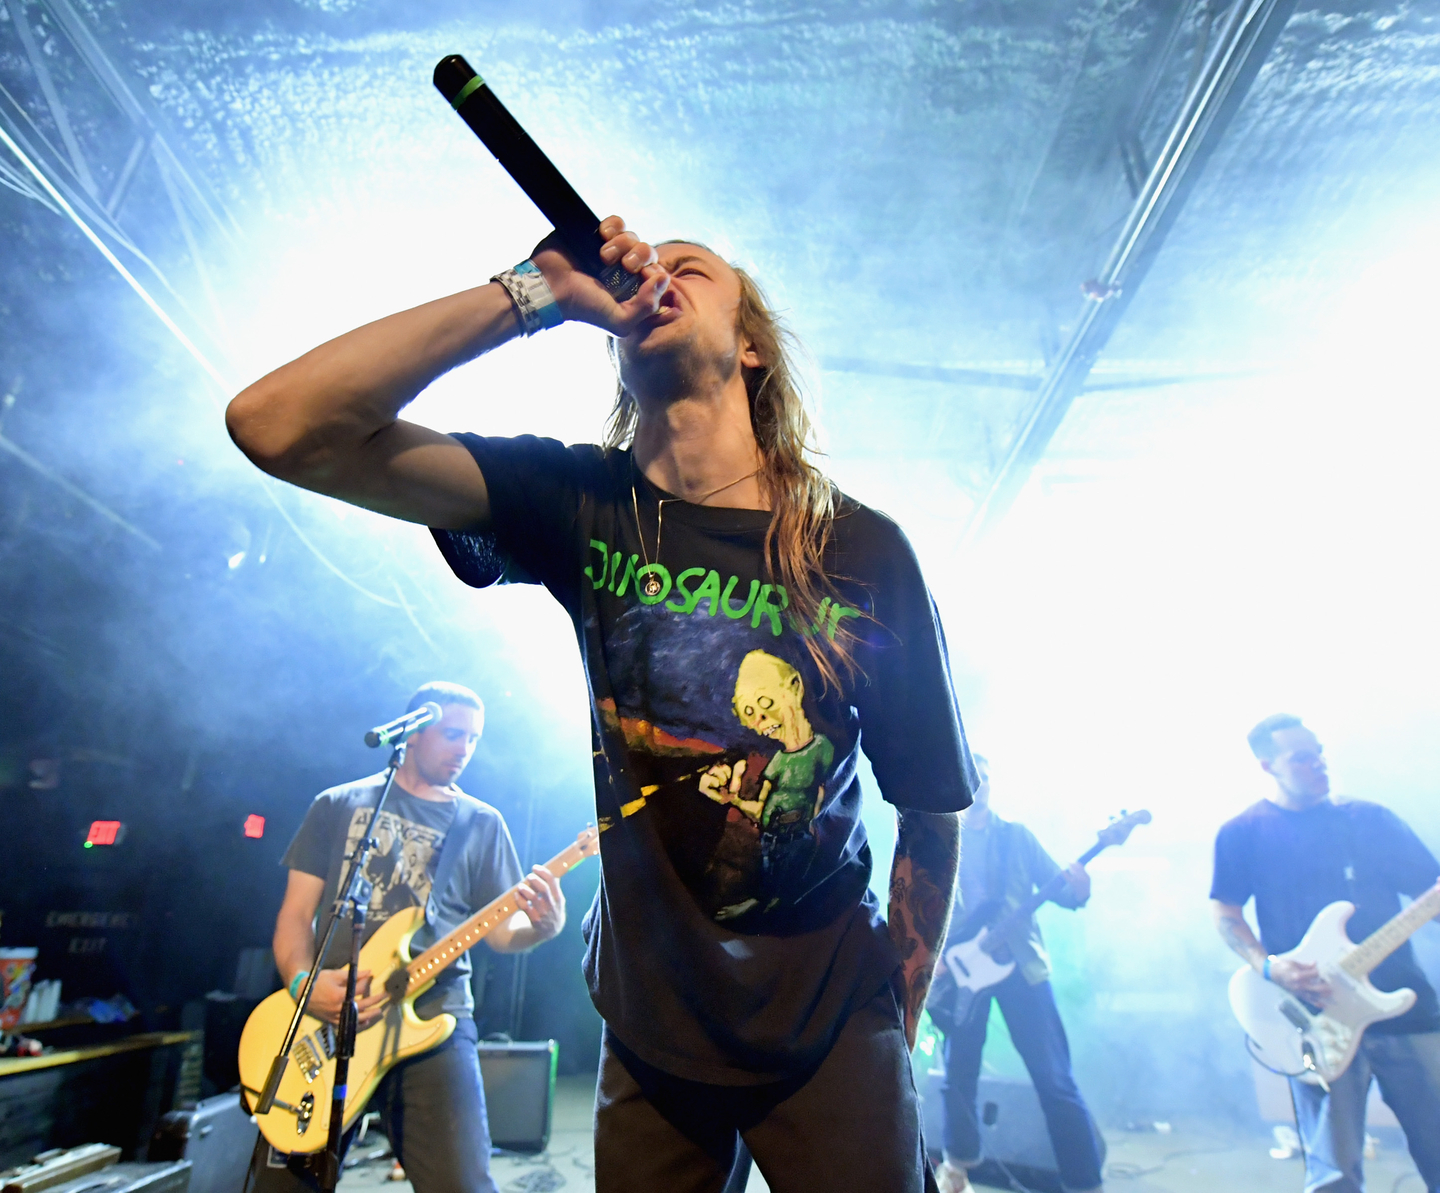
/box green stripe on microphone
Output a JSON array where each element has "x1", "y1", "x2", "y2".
[{"x1": 451, "y1": 75, "x2": 486, "y2": 109}]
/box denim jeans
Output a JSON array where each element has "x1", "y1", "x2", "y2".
[
  {"x1": 1290, "y1": 1030, "x2": 1440, "y2": 1193},
  {"x1": 248, "y1": 1018, "x2": 497, "y2": 1193},
  {"x1": 939, "y1": 972, "x2": 1104, "y2": 1193}
]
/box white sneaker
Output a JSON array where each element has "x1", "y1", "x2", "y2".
[{"x1": 935, "y1": 1160, "x2": 972, "y2": 1193}]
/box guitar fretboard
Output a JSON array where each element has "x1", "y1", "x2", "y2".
[
  {"x1": 983, "y1": 811, "x2": 1149, "y2": 947},
  {"x1": 404, "y1": 831, "x2": 597, "y2": 996},
  {"x1": 1340, "y1": 884, "x2": 1440, "y2": 979}
]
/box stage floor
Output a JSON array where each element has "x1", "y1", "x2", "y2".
[{"x1": 336, "y1": 1074, "x2": 1425, "y2": 1192}]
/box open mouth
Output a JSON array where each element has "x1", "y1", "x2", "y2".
[{"x1": 641, "y1": 288, "x2": 683, "y2": 326}]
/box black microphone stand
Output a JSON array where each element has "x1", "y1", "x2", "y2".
[{"x1": 253, "y1": 742, "x2": 407, "y2": 1193}]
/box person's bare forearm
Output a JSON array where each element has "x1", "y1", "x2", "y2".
[
  {"x1": 1211, "y1": 900, "x2": 1267, "y2": 971},
  {"x1": 225, "y1": 220, "x2": 667, "y2": 527},
  {"x1": 273, "y1": 914, "x2": 318, "y2": 987},
  {"x1": 227, "y1": 284, "x2": 518, "y2": 481},
  {"x1": 487, "y1": 920, "x2": 546, "y2": 954},
  {"x1": 889, "y1": 809, "x2": 960, "y2": 1046}
]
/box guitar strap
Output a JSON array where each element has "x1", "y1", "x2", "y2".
[
  {"x1": 988, "y1": 818, "x2": 1014, "y2": 923},
  {"x1": 424, "y1": 795, "x2": 480, "y2": 928}
]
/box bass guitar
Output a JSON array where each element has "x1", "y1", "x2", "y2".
[
  {"x1": 238, "y1": 827, "x2": 599, "y2": 1153},
  {"x1": 930, "y1": 810, "x2": 1151, "y2": 1033},
  {"x1": 1229, "y1": 879, "x2": 1440, "y2": 1085}
]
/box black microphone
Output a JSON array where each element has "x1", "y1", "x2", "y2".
[
  {"x1": 433, "y1": 54, "x2": 642, "y2": 303},
  {"x1": 365, "y1": 702, "x2": 444, "y2": 749}
]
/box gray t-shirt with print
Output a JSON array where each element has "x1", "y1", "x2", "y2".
[{"x1": 283, "y1": 773, "x2": 523, "y2": 1019}]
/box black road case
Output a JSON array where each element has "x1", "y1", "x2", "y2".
[{"x1": 147, "y1": 1095, "x2": 255, "y2": 1193}]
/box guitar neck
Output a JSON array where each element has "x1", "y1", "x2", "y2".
[
  {"x1": 403, "y1": 837, "x2": 593, "y2": 996},
  {"x1": 1340, "y1": 883, "x2": 1440, "y2": 979},
  {"x1": 987, "y1": 839, "x2": 1109, "y2": 941}
]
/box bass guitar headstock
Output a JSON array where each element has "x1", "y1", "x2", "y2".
[{"x1": 1096, "y1": 808, "x2": 1152, "y2": 850}]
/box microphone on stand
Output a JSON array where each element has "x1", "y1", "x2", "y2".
[
  {"x1": 432, "y1": 54, "x2": 642, "y2": 303},
  {"x1": 365, "y1": 702, "x2": 444, "y2": 749}
]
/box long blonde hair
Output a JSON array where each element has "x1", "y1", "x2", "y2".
[{"x1": 604, "y1": 255, "x2": 854, "y2": 689}]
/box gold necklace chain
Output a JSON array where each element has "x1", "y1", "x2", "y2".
[{"x1": 631, "y1": 468, "x2": 760, "y2": 598}]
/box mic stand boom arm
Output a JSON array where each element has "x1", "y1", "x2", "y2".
[{"x1": 252, "y1": 743, "x2": 408, "y2": 1191}]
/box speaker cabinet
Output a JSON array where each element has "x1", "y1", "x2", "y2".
[
  {"x1": 921, "y1": 1069, "x2": 1091, "y2": 1193},
  {"x1": 477, "y1": 1041, "x2": 557, "y2": 1154}
]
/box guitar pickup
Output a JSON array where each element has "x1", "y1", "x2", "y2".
[
  {"x1": 1279, "y1": 999, "x2": 1313, "y2": 1031},
  {"x1": 318, "y1": 1024, "x2": 336, "y2": 1059}
]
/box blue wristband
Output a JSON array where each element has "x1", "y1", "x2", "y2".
[
  {"x1": 289, "y1": 970, "x2": 310, "y2": 1001},
  {"x1": 1263, "y1": 956, "x2": 1273, "y2": 982}
]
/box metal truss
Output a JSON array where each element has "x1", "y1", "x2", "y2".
[
  {"x1": 965, "y1": 0, "x2": 1302, "y2": 539},
  {"x1": 0, "y1": 0, "x2": 240, "y2": 374}
]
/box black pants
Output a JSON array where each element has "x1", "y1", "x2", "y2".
[
  {"x1": 247, "y1": 1018, "x2": 496, "y2": 1193},
  {"x1": 594, "y1": 980, "x2": 939, "y2": 1193},
  {"x1": 939, "y1": 972, "x2": 1103, "y2": 1192}
]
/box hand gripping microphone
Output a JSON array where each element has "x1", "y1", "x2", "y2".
[
  {"x1": 364, "y1": 702, "x2": 444, "y2": 749},
  {"x1": 433, "y1": 54, "x2": 642, "y2": 303}
]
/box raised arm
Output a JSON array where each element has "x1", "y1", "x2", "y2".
[
  {"x1": 889, "y1": 808, "x2": 961, "y2": 1050},
  {"x1": 1021, "y1": 827, "x2": 1090, "y2": 908},
  {"x1": 224, "y1": 218, "x2": 670, "y2": 530}
]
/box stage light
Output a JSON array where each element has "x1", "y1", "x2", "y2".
[
  {"x1": 84, "y1": 820, "x2": 124, "y2": 847},
  {"x1": 243, "y1": 814, "x2": 266, "y2": 839}
]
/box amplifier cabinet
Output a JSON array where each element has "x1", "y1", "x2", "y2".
[
  {"x1": 476, "y1": 1041, "x2": 557, "y2": 1154},
  {"x1": 920, "y1": 1070, "x2": 1105, "y2": 1193}
]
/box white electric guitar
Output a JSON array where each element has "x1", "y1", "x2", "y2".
[
  {"x1": 1230, "y1": 880, "x2": 1440, "y2": 1085},
  {"x1": 935, "y1": 810, "x2": 1151, "y2": 1029}
]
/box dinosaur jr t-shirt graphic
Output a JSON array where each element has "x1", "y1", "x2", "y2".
[
  {"x1": 705, "y1": 649, "x2": 836, "y2": 917},
  {"x1": 433, "y1": 436, "x2": 975, "y2": 1082},
  {"x1": 601, "y1": 595, "x2": 844, "y2": 922}
]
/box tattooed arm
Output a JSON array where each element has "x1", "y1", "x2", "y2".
[
  {"x1": 1210, "y1": 900, "x2": 1267, "y2": 972},
  {"x1": 890, "y1": 808, "x2": 962, "y2": 1049},
  {"x1": 1211, "y1": 899, "x2": 1330, "y2": 1004}
]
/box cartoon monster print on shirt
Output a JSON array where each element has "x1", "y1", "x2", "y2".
[
  {"x1": 699, "y1": 649, "x2": 835, "y2": 918},
  {"x1": 343, "y1": 807, "x2": 446, "y2": 925}
]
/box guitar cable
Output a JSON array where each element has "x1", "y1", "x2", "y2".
[
  {"x1": 1244, "y1": 1031, "x2": 1308, "y2": 1079},
  {"x1": 1285, "y1": 1079, "x2": 1311, "y2": 1176}
]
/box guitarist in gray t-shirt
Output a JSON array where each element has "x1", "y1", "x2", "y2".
[
  {"x1": 253, "y1": 681, "x2": 566, "y2": 1193},
  {"x1": 932, "y1": 755, "x2": 1105, "y2": 1193}
]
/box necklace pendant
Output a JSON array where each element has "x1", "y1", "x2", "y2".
[{"x1": 642, "y1": 574, "x2": 663, "y2": 599}]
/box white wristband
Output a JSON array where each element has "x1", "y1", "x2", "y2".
[{"x1": 491, "y1": 259, "x2": 563, "y2": 336}]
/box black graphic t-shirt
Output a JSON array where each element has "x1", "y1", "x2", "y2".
[
  {"x1": 284, "y1": 776, "x2": 523, "y2": 1019},
  {"x1": 434, "y1": 436, "x2": 975, "y2": 1082},
  {"x1": 1210, "y1": 798, "x2": 1440, "y2": 1034}
]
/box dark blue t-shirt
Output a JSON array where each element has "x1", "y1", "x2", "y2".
[
  {"x1": 1210, "y1": 798, "x2": 1440, "y2": 1034},
  {"x1": 432, "y1": 437, "x2": 976, "y2": 1083}
]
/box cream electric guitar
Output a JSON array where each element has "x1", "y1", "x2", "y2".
[
  {"x1": 239, "y1": 827, "x2": 598, "y2": 1153},
  {"x1": 1230, "y1": 880, "x2": 1440, "y2": 1085}
]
